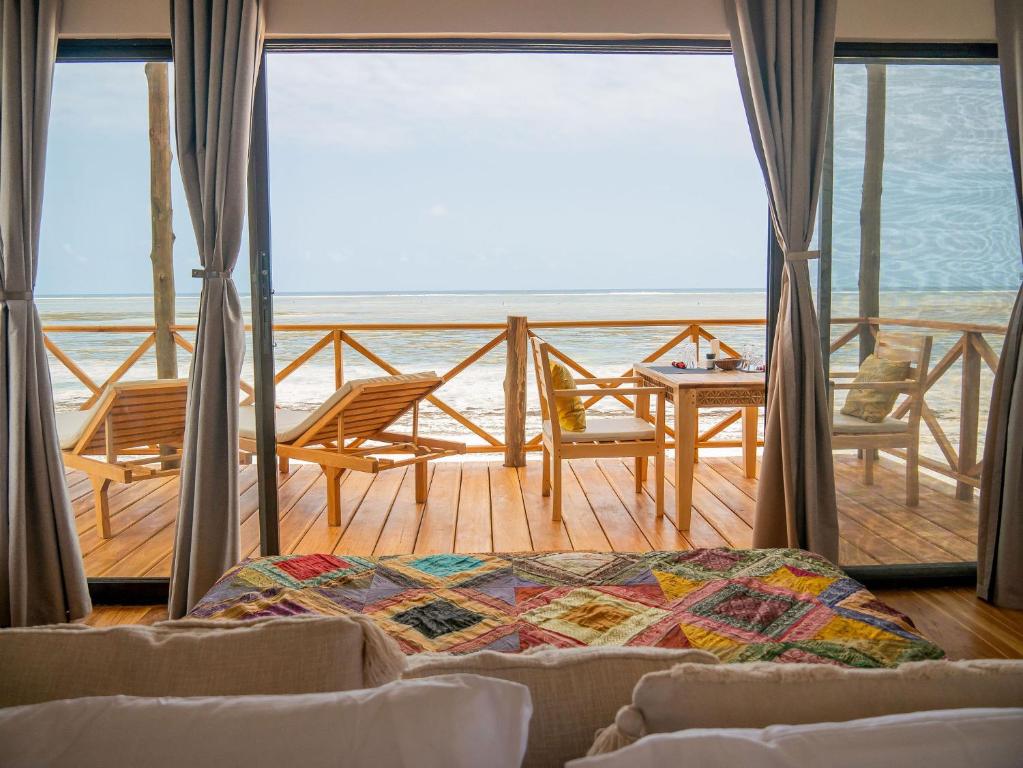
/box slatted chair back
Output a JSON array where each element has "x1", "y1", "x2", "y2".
[
  {"x1": 529, "y1": 336, "x2": 559, "y2": 440},
  {"x1": 293, "y1": 374, "x2": 444, "y2": 447},
  {"x1": 873, "y1": 331, "x2": 933, "y2": 407},
  {"x1": 74, "y1": 379, "x2": 189, "y2": 457}
]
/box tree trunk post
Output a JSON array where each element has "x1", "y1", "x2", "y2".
[
  {"x1": 859, "y1": 63, "x2": 885, "y2": 363},
  {"x1": 504, "y1": 315, "x2": 528, "y2": 467},
  {"x1": 145, "y1": 62, "x2": 176, "y2": 380}
]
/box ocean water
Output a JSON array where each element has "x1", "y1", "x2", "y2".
[{"x1": 38, "y1": 289, "x2": 1015, "y2": 466}]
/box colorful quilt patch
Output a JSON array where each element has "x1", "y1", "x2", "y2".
[{"x1": 189, "y1": 548, "x2": 945, "y2": 667}]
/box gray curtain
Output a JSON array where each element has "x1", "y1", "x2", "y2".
[
  {"x1": 725, "y1": 0, "x2": 840, "y2": 561},
  {"x1": 169, "y1": 0, "x2": 264, "y2": 618},
  {"x1": 0, "y1": 0, "x2": 92, "y2": 626},
  {"x1": 979, "y1": 0, "x2": 1023, "y2": 609}
]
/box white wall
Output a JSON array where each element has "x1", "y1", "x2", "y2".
[{"x1": 60, "y1": 0, "x2": 996, "y2": 42}]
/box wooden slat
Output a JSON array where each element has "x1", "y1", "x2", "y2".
[
  {"x1": 454, "y1": 461, "x2": 492, "y2": 553},
  {"x1": 490, "y1": 463, "x2": 533, "y2": 552},
  {"x1": 413, "y1": 462, "x2": 461, "y2": 554},
  {"x1": 372, "y1": 465, "x2": 433, "y2": 555},
  {"x1": 335, "y1": 467, "x2": 408, "y2": 556}
]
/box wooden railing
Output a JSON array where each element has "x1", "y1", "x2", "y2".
[
  {"x1": 830, "y1": 316, "x2": 1007, "y2": 499},
  {"x1": 42, "y1": 315, "x2": 1006, "y2": 494},
  {"x1": 41, "y1": 318, "x2": 767, "y2": 462}
]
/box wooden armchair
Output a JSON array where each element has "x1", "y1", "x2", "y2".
[
  {"x1": 531, "y1": 337, "x2": 667, "y2": 521},
  {"x1": 829, "y1": 332, "x2": 933, "y2": 506}
]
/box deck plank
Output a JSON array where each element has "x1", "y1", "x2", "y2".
[
  {"x1": 413, "y1": 462, "x2": 461, "y2": 554},
  {"x1": 515, "y1": 462, "x2": 574, "y2": 551},
  {"x1": 597, "y1": 458, "x2": 691, "y2": 551},
  {"x1": 454, "y1": 461, "x2": 493, "y2": 553},
  {"x1": 372, "y1": 465, "x2": 432, "y2": 556},
  {"x1": 489, "y1": 463, "x2": 533, "y2": 552},
  {"x1": 335, "y1": 467, "x2": 407, "y2": 556}
]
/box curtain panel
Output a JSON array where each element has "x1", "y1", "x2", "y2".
[
  {"x1": 0, "y1": 0, "x2": 92, "y2": 626},
  {"x1": 725, "y1": 0, "x2": 840, "y2": 561},
  {"x1": 169, "y1": 0, "x2": 264, "y2": 618},
  {"x1": 979, "y1": 0, "x2": 1023, "y2": 609}
]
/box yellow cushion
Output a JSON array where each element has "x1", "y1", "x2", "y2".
[
  {"x1": 840, "y1": 354, "x2": 911, "y2": 423},
  {"x1": 550, "y1": 362, "x2": 586, "y2": 432}
]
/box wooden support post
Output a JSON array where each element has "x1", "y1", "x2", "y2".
[
  {"x1": 859, "y1": 63, "x2": 885, "y2": 363},
  {"x1": 145, "y1": 63, "x2": 177, "y2": 382},
  {"x1": 958, "y1": 332, "x2": 981, "y2": 500},
  {"x1": 504, "y1": 315, "x2": 528, "y2": 467},
  {"x1": 333, "y1": 330, "x2": 344, "y2": 390}
]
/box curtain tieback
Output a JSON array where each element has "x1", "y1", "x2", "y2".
[
  {"x1": 0, "y1": 289, "x2": 33, "y2": 301},
  {"x1": 191, "y1": 268, "x2": 233, "y2": 280},
  {"x1": 784, "y1": 250, "x2": 820, "y2": 262}
]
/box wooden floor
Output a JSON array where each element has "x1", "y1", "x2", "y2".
[{"x1": 70, "y1": 452, "x2": 980, "y2": 578}]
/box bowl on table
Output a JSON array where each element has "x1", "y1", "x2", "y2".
[{"x1": 713, "y1": 357, "x2": 743, "y2": 371}]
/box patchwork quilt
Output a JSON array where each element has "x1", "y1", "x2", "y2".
[{"x1": 190, "y1": 548, "x2": 944, "y2": 668}]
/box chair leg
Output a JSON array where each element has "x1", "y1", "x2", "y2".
[
  {"x1": 541, "y1": 447, "x2": 551, "y2": 497},
  {"x1": 279, "y1": 455, "x2": 291, "y2": 474},
  {"x1": 906, "y1": 445, "x2": 920, "y2": 507},
  {"x1": 551, "y1": 457, "x2": 562, "y2": 522},
  {"x1": 864, "y1": 449, "x2": 874, "y2": 486},
  {"x1": 414, "y1": 462, "x2": 428, "y2": 504},
  {"x1": 325, "y1": 467, "x2": 343, "y2": 526},
  {"x1": 92, "y1": 477, "x2": 112, "y2": 539},
  {"x1": 654, "y1": 448, "x2": 665, "y2": 517},
  {"x1": 634, "y1": 457, "x2": 645, "y2": 493}
]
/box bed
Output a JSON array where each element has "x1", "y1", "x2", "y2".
[{"x1": 189, "y1": 548, "x2": 944, "y2": 668}]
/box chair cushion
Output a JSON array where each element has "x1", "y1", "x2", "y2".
[
  {"x1": 841, "y1": 354, "x2": 912, "y2": 422},
  {"x1": 238, "y1": 371, "x2": 439, "y2": 443},
  {"x1": 833, "y1": 412, "x2": 909, "y2": 435},
  {"x1": 550, "y1": 361, "x2": 587, "y2": 432},
  {"x1": 405, "y1": 646, "x2": 718, "y2": 768},
  {"x1": 544, "y1": 416, "x2": 654, "y2": 443},
  {"x1": 0, "y1": 615, "x2": 405, "y2": 708}
]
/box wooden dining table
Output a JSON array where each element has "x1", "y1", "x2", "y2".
[{"x1": 633, "y1": 363, "x2": 766, "y2": 529}]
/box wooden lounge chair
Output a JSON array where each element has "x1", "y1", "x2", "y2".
[
  {"x1": 57, "y1": 379, "x2": 189, "y2": 539},
  {"x1": 239, "y1": 372, "x2": 464, "y2": 526},
  {"x1": 531, "y1": 337, "x2": 667, "y2": 521},
  {"x1": 830, "y1": 332, "x2": 933, "y2": 506}
]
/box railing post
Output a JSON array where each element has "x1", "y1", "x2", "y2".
[
  {"x1": 504, "y1": 315, "x2": 528, "y2": 467},
  {"x1": 333, "y1": 330, "x2": 344, "y2": 389},
  {"x1": 957, "y1": 331, "x2": 981, "y2": 500}
]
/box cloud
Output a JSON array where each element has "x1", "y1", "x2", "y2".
[
  {"x1": 428, "y1": 203, "x2": 448, "y2": 217},
  {"x1": 266, "y1": 53, "x2": 753, "y2": 153}
]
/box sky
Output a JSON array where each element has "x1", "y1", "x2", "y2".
[
  {"x1": 37, "y1": 53, "x2": 768, "y2": 295},
  {"x1": 35, "y1": 53, "x2": 1020, "y2": 296}
]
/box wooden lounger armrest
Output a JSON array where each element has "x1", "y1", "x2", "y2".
[
  {"x1": 830, "y1": 381, "x2": 914, "y2": 392},
  {"x1": 554, "y1": 386, "x2": 665, "y2": 398}
]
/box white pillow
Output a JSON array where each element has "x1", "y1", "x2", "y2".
[
  {"x1": 0, "y1": 674, "x2": 531, "y2": 768},
  {"x1": 569, "y1": 708, "x2": 1023, "y2": 768}
]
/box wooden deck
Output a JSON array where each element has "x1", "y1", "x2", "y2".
[{"x1": 70, "y1": 453, "x2": 979, "y2": 578}]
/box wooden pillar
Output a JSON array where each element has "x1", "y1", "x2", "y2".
[
  {"x1": 145, "y1": 63, "x2": 177, "y2": 381},
  {"x1": 333, "y1": 330, "x2": 344, "y2": 389},
  {"x1": 858, "y1": 63, "x2": 886, "y2": 363},
  {"x1": 504, "y1": 315, "x2": 528, "y2": 467},
  {"x1": 958, "y1": 332, "x2": 981, "y2": 500}
]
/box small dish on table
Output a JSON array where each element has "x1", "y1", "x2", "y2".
[{"x1": 713, "y1": 357, "x2": 743, "y2": 371}]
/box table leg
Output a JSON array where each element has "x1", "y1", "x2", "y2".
[
  {"x1": 742, "y1": 406, "x2": 758, "y2": 479},
  {"x1": 674, "y1": 390, "x2": 696, "y2": 530}
]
